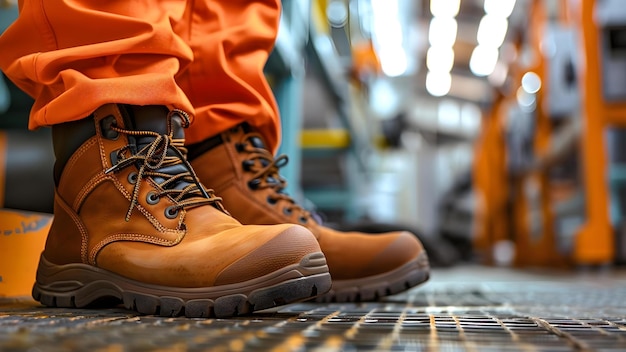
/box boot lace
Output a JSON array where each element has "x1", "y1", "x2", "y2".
[
  {"x1": 236, "y1": 132, "x2": 320, "y2": 224},
  {"x1": 105, "y1": 110, "x2": 226, "y2": 221}
]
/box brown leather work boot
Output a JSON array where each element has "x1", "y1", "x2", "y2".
[
  {"x1": 188, "y1": 124, "x2": 430, "y2": 302},
  {"x1": 35, "y1": 104, "x2": 331, "y2": 318}
]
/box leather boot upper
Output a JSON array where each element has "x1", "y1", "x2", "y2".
[
  {"x1": 189, "y1": 125, "x2": 426, "y2": 281},
  {"x1": 46, "y1": 104, "x2": 322, "y2": 288}
]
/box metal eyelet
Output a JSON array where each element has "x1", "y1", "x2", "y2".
[
  {"x1": 267, "y1": 196, "x2": 277, "y2": 205},
  {"x1": 146, "y1": 191, "x2": 160, "y2": 205},
  {"x1": 127, "y1": 172, "x2": 138, "y2": 184},
  {"x1": 248, "y1": 179, "x2": 261, "y2": 190},
  {"x1": 242, "y1": 160, "x2": 255, "y2": 171},
  {"x1": 283, "y1": 208, "x2": 293, "y2": 216},
  {"x1": 110, "y1": 150, "x2": 124, "y2": 167},
  {"x1": 165, "y1": 206, "x2": 179, "y2": 219},
  {"x1": 100, "y1": 115, "x2": 119, "y2": 140},
  {"x1": 299, "y1": 216, "x2": 308, "y2": 224}
]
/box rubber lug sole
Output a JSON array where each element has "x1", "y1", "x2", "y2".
[
  {"x1": 32, "y1": 252, "x2": 331, "y2": 318},
  {"x1": 315, "y1": 251, "x2": 430, "y2": 303}
]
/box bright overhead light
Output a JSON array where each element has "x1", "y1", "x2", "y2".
[
  {"x1": 371, "y1": 0, "x2": 408, "y2": 77},
  {"x1": 371, "y1": 0, "x2": 399, "y2": 20},
  {"x1": 484, "y1": 0, "x2": 516, "y2": 18},
  {"x1": 426, "y1": 71, "x2": 452, "y2": 97},
  {"x1": 476, "y1": 14, "x2": 509, "y2": 48},
  {"x1": 521, "y1": 72, "x2": 542, "y2": 94},
  {"x1": 469, "y1": 45, "x2": 499, "y2": 76},
  {"x1": 371, "y1": 0, "x2": 403, "y2": 47},
  {"x1": 428, "y1": 17, "x2": 458, "y2": 47},
  {"x1": 427, "y1": 46, "x2": 455, "y2": 73},
  {"x1": 379, "y1": 46, "x2": 408, "y2": 77},
  {"x1": 430, "y1": 0, "x2": 461, "y2": 18}
]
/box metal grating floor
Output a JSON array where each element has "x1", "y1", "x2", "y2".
[{"x1": 2, "y1": 266, "x2": 626, "y2": 351}]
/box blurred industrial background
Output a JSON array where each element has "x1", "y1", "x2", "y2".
[
  {"x1": 4, "y1": 0, "x2": 626, "y2": 350},
  {"x1": 2, "y1": 0, "x2": 626, "y2": 269}
]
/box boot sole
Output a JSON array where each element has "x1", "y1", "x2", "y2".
[
  {"x1": 315, "y1": 251, "x2": 430, "y2": 302},
  {"x1": 32, "y1": 252, "x2": 331, "y2": 318}
]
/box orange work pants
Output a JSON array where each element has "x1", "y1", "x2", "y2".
[{"x1": 0, "y1": 0, "x2": 282, "y2": 152}]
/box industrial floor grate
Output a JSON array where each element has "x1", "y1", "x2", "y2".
[{"x1": 2, "y1": 266, "x2": 626, "y2": 351}]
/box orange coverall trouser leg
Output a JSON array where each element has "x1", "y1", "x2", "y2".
[{"x1": 0, "y1": 0, "x2": 282, "y2": 152}]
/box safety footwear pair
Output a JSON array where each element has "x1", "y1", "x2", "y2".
[
  {"x1": 35, "y1": 104, "x2": 331, "y2": 318},
  {"x1": 189, "y1": 124, "x2": 430, "y2": 302}
]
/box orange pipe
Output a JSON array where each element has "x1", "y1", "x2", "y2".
[{"x1": 574, "y1": 0, "x2": 614, "y2": 264}]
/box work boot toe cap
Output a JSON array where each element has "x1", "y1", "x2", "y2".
[
  {"x1": 214, "y1": 224, "x2": 325, "y2": 286},
  {"x1": 370, "y1": 231, "x2": 425, "y2": 270},
  {"x1": 320, "y1": 228, "x2": 426, "y2": 280}
]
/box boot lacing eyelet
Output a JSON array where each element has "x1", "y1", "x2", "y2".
[
  {"x1": 242, "y1": 160, "x2": 254, "y2": 171},
  {"x1": 127, "y1": 172, "x2": 138, "y2": 184},
  {"x1": 101, "y1": 115, "x2": 119, "y2": 140},
  {"x1": 267, "y1": 196, "x2": 277, "y2": 205},
  {"x1": 248, "y1": 179, "x2": 261, "y2": 190},
  {"x1": 283, "y1": 208, "x2": 293, "y2": 216},
  {"x1": 165, "y1": 206, "x2": 179, "y2": 219},
  {"x1": 146, "y1": 191, "x2": 160, "y2": 205}
]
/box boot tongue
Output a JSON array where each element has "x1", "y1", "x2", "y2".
[
  {"x1": 129, "y1": 105, "x2": 184, "y2": 139},
  {"x1": 248, "y1": 136, "x2": 265, "y2": 149},
  {"x1": 127, "y1": 105, "x2": 184, "y2": 156},
  {"x1": 126, "y1": 105, "x2": 191, "y2": 191}
]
